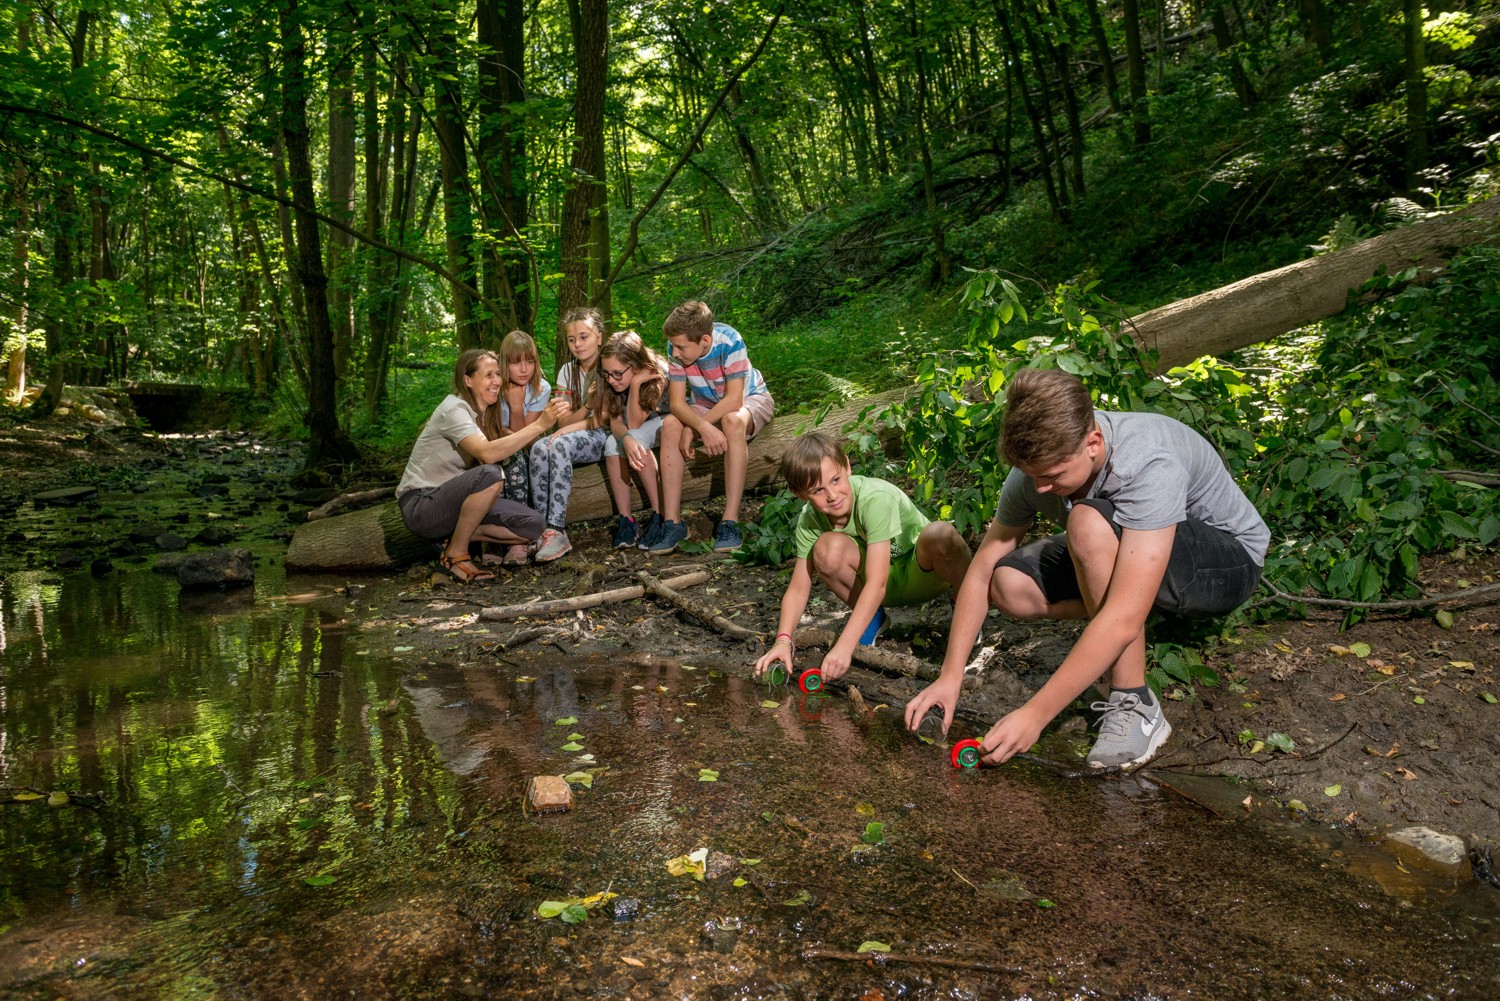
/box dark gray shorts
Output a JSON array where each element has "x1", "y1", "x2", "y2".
[
  {"x1": 397, "y1": 464, "x2": 544, "y2": 542},
  {"x1": 996, "y1": 497, "x2": 1262, "y2": 616}
]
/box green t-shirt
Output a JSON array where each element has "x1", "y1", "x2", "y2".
[{"x1": 793, "y1": 475, "x2": 930, "y2": 562}]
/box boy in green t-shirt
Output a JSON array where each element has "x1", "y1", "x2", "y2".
[{"x1": 754, "y1": 431, "x2": 972, "y2": 682}]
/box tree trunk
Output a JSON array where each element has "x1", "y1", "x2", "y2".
[
  {"x1": 1298, "y1": 0, "x2": 1334, "y2": 62},
  {"x1": 1211, "y1": 5, "x2": 1256, "y2": 110},
  {"x1": 855, "y1": 0, "x2": 890, "y2": 176},
  {"x1": 325, "y1": 21, "x2": 357, "y2": 384},
  {"x1": 558, "y1": 0, "x2": 609, "y2": 337},
  {"x1": 1086, "y1": 0, "x2": 1120, "y2": 114},
  {"x1": 911, "y1": 0, "x2": 949, "y2": 285},
  {"x1": 4, "y1": 3, "x2": 30, "y2": 404},
  {"x1": 1403, "y1": 0, "x2": 1427, "y2": 194},
  {"x1": 1122, "y1": 0, "x2": 1151, "y2": 145},
  {"x1": 280, "y1": 0, "x2": 354, "y2": 466},
  {"x1": 477, "y1": 0, "x2": 530, "y2": 332},
  {"x1": 365, "y1": 60, "x2": 419, "y2": 417},
  {"x1": 994, "y1": 1, "x2": 1066, "y2": 220},
  {"x1": 433, "y1": 5, "x2": 482, "y2": 347},
  {"x1": 1125, "y1": 195, "x2": 1500, "y2": 371}
]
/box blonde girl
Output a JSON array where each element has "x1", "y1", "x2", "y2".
[
  {"x1": 488, "y1": 330, "x2": 552, "y2": 564},
  {"x1": 395, "y1": 349, "x2": 563, "y2": 582},
  {"x1": 593, "y1": 330, "x2": 669, "y2": 548},
  {"x1": 527, "y1": 307, "x2": 611, "y2": 563}
]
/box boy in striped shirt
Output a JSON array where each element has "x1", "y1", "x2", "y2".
[{"x1": 642, "y1": 301, "x2": 775, "y2": 554}]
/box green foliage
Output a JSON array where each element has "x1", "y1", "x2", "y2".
[{"x1": 884, "y1": 248, "x2": 1500, "y2": 642}]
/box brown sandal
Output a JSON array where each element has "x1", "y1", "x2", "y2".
[{"x1": 438, "y1": 553, "x2": 495, "y2": 583}]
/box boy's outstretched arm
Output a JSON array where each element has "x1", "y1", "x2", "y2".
[
  {"x1": 821, "y1": 539, "x2": 891, "y2": 680},
  {"x1": 979, "y1": 524, "x2": 1174, "y2": 764},
  {"x1": 904, "y1": 519, "x2": 1027, "y2": 734},
  {"x1": 754, "y1": 557, "x2": 814, "y2": 678}
]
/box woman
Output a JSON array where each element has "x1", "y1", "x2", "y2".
[{"x1": 396, "y1": 348, "x2": 566, "y2": 582}]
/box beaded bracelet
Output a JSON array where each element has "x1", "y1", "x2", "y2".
[{"x1": 773, "y1": 632, "x2": 794, "y2": 648}]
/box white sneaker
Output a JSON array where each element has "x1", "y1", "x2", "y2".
[
  {"x1": 1086, "y1": 692, "x2": 1172, "y2": 771},
  {"x1": 533, "y1": 528, "x2": 572, "y2": 563}
]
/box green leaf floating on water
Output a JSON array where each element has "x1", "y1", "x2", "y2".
[
  {"x1": 698, "y1": 768, "x2": 719, "y2": 782},
  {"x1": 567, "y1": 732, "x2": 585, "y2": 740},
  {"x1": 555, "y1": 716, "x2": 578, "y2": 726},
  {"x1": 733, "y1": 877, "x2": 748, "y2": 887},
  {"x1": 782, "y1": 889, "x2": 813, "y2": 907},
  {"x1": 855, "y1": 802, "x2": 876, "y2": 816},
  {"x1": 560, "y1": 741, "x2": 585, "y2": 752},
  {"x1": 1036, "y1": 899, "x2": 1056, "y2": 908},
  {"x1": 560, "y1": 904, "x2": 589, "y2": 924},
  {"x1": 536, "y1": 901, "x2": 568, "y2": 918},
  {"x1": 760, "y1": 700, "x2": 781, "y2": 709},
  {"x1": 563, "y1": 771, "x2": 594, "y2": 788},
  {"x1": 857, "y1": 941, "x2": 891, "y2": 953},
  {"x1": 303, "y1": 875, "x2": 337, "y2": 887},
  {"x1": 861, "y1": 822, "x2": 886, "y2": 845}
]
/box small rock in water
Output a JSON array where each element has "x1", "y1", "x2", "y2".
[
  {"x1": 129, "y1": 523, "x2": 167, "y2": 542},
  {"x1": 1387, "y1": 826, "x2": 1469, "y2": 868},
  {"x1": 34, "y1": 486, "x2": 98, "y2": 507},
  {"x1": 610, "y1": 897, "x2": 640, "y2": 922},
  {"x1": 176, "y1": 548, "x2": 255, "y2": 590},
  {"x1": 55, "y1": 550, "x2": 85, "y2": 570},
  {"x1": 156, "y1": 532, "x2": 187, "y2": 552},
  {"x1": 90, "y1": 558, "x2": 113, "y2": 577},
  {"x1": 154, "y1": 552, "x2": 191, "y2": 575},
  {"x1": 527, "y1": 775, "x2": 573, "y2": 813}
]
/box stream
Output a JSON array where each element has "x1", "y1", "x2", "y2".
[{"x1": 1, "y1": 436, "x2": 1497, "y2": 998}]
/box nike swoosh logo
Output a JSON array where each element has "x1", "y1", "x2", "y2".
[{"x1": 1139, "y1": 718, "x2": 1154, "y2": 736}]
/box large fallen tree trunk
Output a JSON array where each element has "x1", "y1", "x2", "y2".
[
  {"x1": 286, "y1": 389, "x2": 910, "y2": 571},
  {"x1": 1135, "y1": 195, "x2": 1500, "y2": 370}
]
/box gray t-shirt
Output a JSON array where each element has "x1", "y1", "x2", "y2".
[
  {"x1": 397, "y1": 395, "x2": 484, "y2": 497},
  {"x1": 994, "y1": 410, "x2": 1270, "y2": 565}
]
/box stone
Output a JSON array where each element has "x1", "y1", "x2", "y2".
[
  {"x1": 34, "y1": 486, "x2": 98, "y2": 507},
  {"x1": 55, "y1": 549, "x2": 85, "y2": 569},
  {"x1": 1387, "y1": 826, "x2": 1469, "y2": 868},
  {"x1": 610, "y1": 897, "x2": 640, "y2": 923},
  {"x1": 154, "y1": 552, "x2": 191, "y2": 575},
  {"x1": 176, "y1": 548, "x2": 255, "y2": 590},
  {"x1": 89, "y1": 558, "x2": 114, "y2": 577},
  {"x1": 194, "y1": 526, "x2": 231, "y2": 546},
  {"x1": 703, "y1": 851, "x2": 739, "y2": 881},
  {"x1": 527, "y1": 775, "x2": 573, "y2": 813},
  {"x1": 156, "y1": 532, "x2": 187, "y2": 551},
  {"x1": 129, "y1": 523, "x2": 168, "y2": 542}
]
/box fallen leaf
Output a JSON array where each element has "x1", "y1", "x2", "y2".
[
  {"x1": 1449, "y1": 660, "x2": 1475, "y2": 668},
  {"x1": 1241, "y1": 795, "x2": 1253, "y2": 809},
  {"x1": 515, "y1": 676, "x2": 536, "y2": 683},
  {"x1": 631, "y1": 685, "x2": 644, "y2": 690},
  {"x1": 1328, "y1": 693, "x2": 1346, "y2": 702},
  {"x1": 1482, "y1": 692, "x2": 1498, "y2": 704},
  {"x1": 861, "y1": 821, "x2": 886, "y2": 845},
  {"x1": 1324, "y1": 784, "x2": 1343, "y2": 797},
  {"x1": 1287, "y1": 800, "x2": 1307, "y2": 812},
  {"x1": 1328, "y1": 644, "x2": 1352, "y2": 657},
  {"x1": 857, "y1": 941, "x2": 892, "y2": 954},
  {"x1": 568, "y1": 732, "x2": 585, "y2": 740},
  {"x1": 760, "y1": 700, "x2": 781, "y2": 709},
  {"x1": 739, "y1": 858, "x2": 761, "y2": 865},
  {"x1": 1036, "y1": 899, "x2": 1056, "y2": 908},
  {"x1": 555, "y1": 716, "x2": 578, "y2": 726},
  {"x1": 855, "y1": 802, "x2": 876, "y2": 816},
  {"x1": 1396, "y1": 767, "x2": 1418, "y2": 781},
  {"x1": 1348, "y1": 642, "x2": 1372, "y2": 658},
  {"x1": 665, "y1": 848, "x2": 708, "y2": 880},
  {"x1": 393, "y1": 645, "x2": 414, "y2": 653},
  {"x1": 681, "y1": 664, "x2": 698, "y2": 671},
  {"x1": 1413, "y1": 696, "x2": 1426, "y2": 705},
  {"x1": 782, "y1": 889, "x2": 813, "y2": 907},
  {"x1": 11, "y1": 791, "x2": 43, "y2": 802},
  {"x1": 1435, "y1": 610, "x2": 1455, "y2": 629},
  {"x1": 563, "y1": 771, "x2": 594, "y2": 788},
  {"x1": 698, "y1": 768, "x2": 719, "y2": 782},
  {"x1": 1376, "y1": 663, "x2": 1397, "y2": 676},
  {"x1": 622, "y1": 957, "x2": 645, "y2": 968},
  {"x1": 733, "y1": 877, "x2": 748, "y2": 887},
  {"x1": 560, "y1": 741, "x2": 585, "y2": 752}
]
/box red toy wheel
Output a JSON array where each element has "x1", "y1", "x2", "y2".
[
  {"x1": 797, "y1": 668, "x2": 823, "y2": 694},
  {"x1": 951, "y1": 738, "x2": 983, "y2": 769}
]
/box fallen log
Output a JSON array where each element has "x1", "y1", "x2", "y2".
[
  {"x1": 479, "y1": 570, "x2": 710, "y2": 622},
  {"x1": 1133, "y1": 195, "x2": 1500, "y2": 370},
  {"x1": 793, "y1": 626, "x2": 940, "y2": 681},
  {"x1": 286, "y1": 388, "x2": 910, "y2": 572}
]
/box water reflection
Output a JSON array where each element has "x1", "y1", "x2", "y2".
[{"x1": 2, "y1": 567, "x2": 1498, "y2": 999}]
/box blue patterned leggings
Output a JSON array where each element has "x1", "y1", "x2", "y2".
[{"x1": 529, "y1": 427, "x2": 608, "y2": 529}]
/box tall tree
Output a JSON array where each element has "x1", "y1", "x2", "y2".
[
  {"x1": 432, "y1": 2, "x2": 483, "y2": 348},
  {"x1": 558, "y1": 0, "x2": 610, "y2": 339},
  {"x1": 280, "y1": 0, "x2": 355, "y2": 465},
  {"x1": 4, "y1": 1, "x2": 32, "y2": 404},
  {"x1": 1403, "y1": 0, "x2": 1427, "y2": 193},
  {"x1": 325, "y1": 16, "x2": 357, "y2": 382},
  {"x1": 477, "y1": 0, "x2": 531, "y2": 331},
  {"x1": 1122, "y1": 0, "x2": 1151, "y2": 145}
]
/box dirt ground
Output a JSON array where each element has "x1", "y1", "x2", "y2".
[{"x1": 5, "y1": 398, "x2": 1498, "y2": 874}]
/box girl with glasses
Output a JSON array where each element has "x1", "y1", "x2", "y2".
[{"x1": 591, "y1": 331, "x2": 671, "y2": 548}]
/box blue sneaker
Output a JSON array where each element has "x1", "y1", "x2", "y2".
[
  {"x1": 858, "y1": 607, "x2": 887, "y2": 646},
  {"x1": 612, "y1": 515, "x2": 638, "y2": 549},
  {"x1": 636, "y1": 512, "x2": 665, "y2": 551},
  {"x1": 712, "y1": 519, "x2": 742, "y2": 552},
  {"x1": 645, "y1": 519, "x2": 688, "y2": 555}
]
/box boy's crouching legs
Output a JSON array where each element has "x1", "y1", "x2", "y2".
[
  {"x1": 988, "y1": 566, "x2": 1052, "y2": 619},
  {"x1": 720, "y1": 409, "x2": 750, "y2": 523},
  {"x1": 809, "y1": 531, "x2": 862, "y2": 606},
  {"x1": 915, "y1": 521, "x2": 971, "y2": 593}
]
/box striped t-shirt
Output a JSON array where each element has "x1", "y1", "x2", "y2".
[{"x1": 667, "y1": 322, "x2": 767, "y2": 407}]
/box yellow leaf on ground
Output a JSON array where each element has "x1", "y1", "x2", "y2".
[
  {"x1": 1328, "y1": 693, "x2": 1346, "y2": 701},
  {"x1": 622, "y1": 958, "x2": 645, "y2": 968}
]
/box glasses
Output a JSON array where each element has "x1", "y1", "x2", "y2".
[{"x1": 602, "y1": 367, "x2": 631, "y2": 381}]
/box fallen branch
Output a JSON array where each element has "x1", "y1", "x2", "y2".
[
  {"x1": 1250, "y1": 580, "x2": 1500, "y2": 612},
  {"x1": 636, "y1": 571, "x2": 760, "y2": 641},
  {"x1": 801, "y1": 948, "x2": 1023, "y2": 975},
  {"x1": 307, "y1": 486, "x2": 394, "y2": 521},
  {"x1": 793, "y1": 627, "x2": 940, "y2": 681},
  {"x1": 479, "y1": 570, "x2": 710, "y2": 622},
  {"x1": 1437, "y1": 470, "x2": 1500, "y2": 487}
]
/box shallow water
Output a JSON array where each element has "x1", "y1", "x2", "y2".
[{"x1": 2, "y1": 560, "x2": 1498, "y2": 1000}]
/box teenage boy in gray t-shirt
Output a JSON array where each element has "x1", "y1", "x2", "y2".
[{"x1": 904, "y1": 367, "x2": 1268, "y2": 770}]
